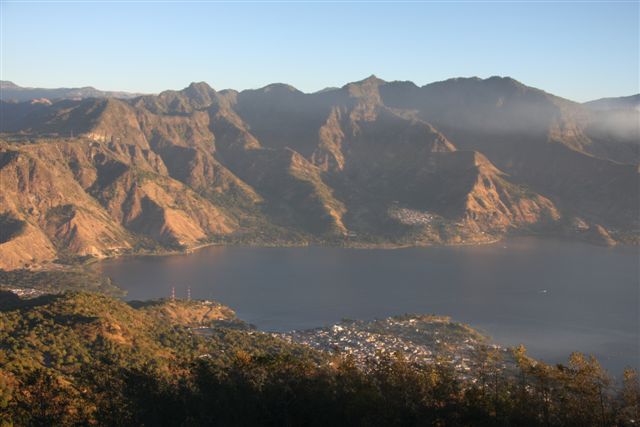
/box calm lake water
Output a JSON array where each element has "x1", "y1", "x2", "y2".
[{"x1": 98, "y1": 237, "x2": 639, "y2": 374}]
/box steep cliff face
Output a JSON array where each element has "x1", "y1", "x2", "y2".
[
  {"x1": 0, "y1": 134, "x2": 240, "y2": 268},
  {"x1": 377, "y1": 77, "x2": 639, "y2": 232},
  {"x1": 288, "y1": 81, "x2": 559, "y2": 242},
  {"x1": 460, "y1": 153, "x2": 560, "y2": 228},
  {"x1": 0, "y1": 76, "x2": 637, "y2": 269},
  {"x1": 135, "y1": 107, "x2": 262, "y2": 207},
  {"x1": 95, "y1": 169, "x2": 236, "y2": 246},
  {"x1": 240, "y1": 148, "x2": 347, "y2": 236},
  {"x1": 0, "y1": 146, "x2": 134, "y2": 268},
  {"x1": 0, "y1": 221, "x2": 57, "y2": 270}
]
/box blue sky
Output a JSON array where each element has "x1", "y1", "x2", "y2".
[{"x1": 1, "y1": 1, "x2": 638, "y2": 102}]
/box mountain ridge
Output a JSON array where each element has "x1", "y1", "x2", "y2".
[
  {"x1": 6, "y1": 76, "x2": 638, "y2": 103},
  {"x1": 0, "y1": 80, "x2": 144, "y2": 102},
  {"x1": 0, "y1": 76, "x2": 637, "y2": 269}
]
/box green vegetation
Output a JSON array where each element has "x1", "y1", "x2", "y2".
[
  {"x1": 0, "y1": 291, "x2": 637, "y2": 426},
  {"x1": 0, "y1": 292, "x2": 311, "y2": 374},
  {"x1": 0, "y1": 269, "x2": 124, "y2": 296}
]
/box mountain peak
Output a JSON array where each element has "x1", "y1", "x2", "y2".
[
  {"x1": 184, "y1": 81, "x2": 214, "y2": 94},
  {"x1": 260, "y1": 83, "x2": 301, "y2": 94},
  {"x1": 180, "y1": 81, "x2": 217, "y2": 108},
  {"x1": 421, "y1": 76, "x2": 535, "y2": 100},
  {"x1": 359, "y1": 74, "x2": 385, "y2": 85},
  {"x1": 485, "y1": 75, "x2": 525, "y2": 88},
  {"x1": 344, "y1": 75, "x2": 386, "y2": 102}
]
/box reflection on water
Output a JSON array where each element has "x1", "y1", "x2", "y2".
[{"x1": 98, "y1": 237, "x2": 639, "y2": 374}]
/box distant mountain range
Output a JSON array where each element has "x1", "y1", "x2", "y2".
[
  {"x1": 3, "y1": 79, "x2": 638, "y2": 108},
  {"x1": 0, "y1": 80, "x2": 143, "y2": 102},
  {"x1": 584, "y1": 94, "x2": 640, "y2": 111},
  {"x1": 0, "y1": 76, "x2": 638, "y2": 269}
]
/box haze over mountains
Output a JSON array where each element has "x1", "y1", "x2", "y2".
[
  {"x1": 584, "y1": 94, "x2": 640, "y2": 111},
  {"x1": 0, "y1": 76, "x2": 638, "y2": 269}
]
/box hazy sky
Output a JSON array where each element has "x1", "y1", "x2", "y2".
[{"x1": 1, "y1": 1, "x2": 638, "y2": 102}]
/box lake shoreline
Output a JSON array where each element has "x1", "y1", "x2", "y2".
[
  {"x1": 13, "y1": 229, "x2": 635, "y2": 275},
  {"x1": 74, "y1": 235, "x2": 502, "y2": 269},
  {"x1": 88, "y1": 229, "x2": 636, "y2": 268},
  {"x1": 98, "y1": 237, "x2": 639, "y2": 374}
]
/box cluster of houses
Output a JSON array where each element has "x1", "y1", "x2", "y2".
[
  {"x1": 1, "y1": 286, "x2": 43, "y2": 298},
  {"x1": 388, "y1": 206, "x2": 437, "y2": 226},
  {"x1": 278, "y1": 315, "x2": 514, "y2": 381}
]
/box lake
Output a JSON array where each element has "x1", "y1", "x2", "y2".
[{"x1": 98, "y1": 237, "x2": 639, "y2": 374}]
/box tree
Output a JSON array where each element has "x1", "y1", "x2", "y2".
[
  {"x1": 13, "y1": 369, "x2": 78, "y2": 426},
  {"x1": 0, "y1": 369, "x2": 16, "y2": 427},
  {"x1": 618, "y1": 368, "x2": 640, "y2": 426}
]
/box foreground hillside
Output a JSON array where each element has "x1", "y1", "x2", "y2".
[
  {"x1": 0, "y1": 291, "x2": 638, "y2": 426},
  {"x1": 0, "y1": 291, "x2": 308, "y2": 373},
  {"x1": 0, "y1": 76, "x2": 638, "y2": 269}
]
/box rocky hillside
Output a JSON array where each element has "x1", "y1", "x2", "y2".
[{"x1": 1, "y1": 76, "x2": 637, "y2": 269}]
